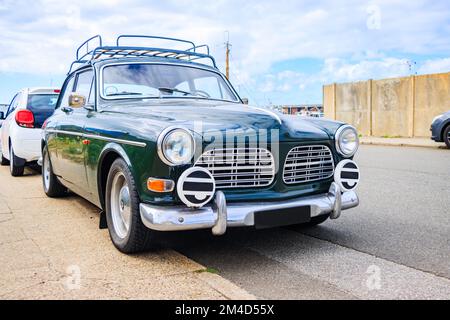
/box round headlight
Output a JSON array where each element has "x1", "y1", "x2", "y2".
[
  {"x1": 336, "y1": 125, "x2": 359, "y2": 157},
  {"x1": 158, "y1": 127, "x2": 194, "y2": 165}
]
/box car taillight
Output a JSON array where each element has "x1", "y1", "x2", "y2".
[{"x1": 15, "y1": 110, "x2": 35, "y2": 128}]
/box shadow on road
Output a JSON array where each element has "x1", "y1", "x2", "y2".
[{"x1": 160, "y1": 225, "x2": 357, "y2": 299}]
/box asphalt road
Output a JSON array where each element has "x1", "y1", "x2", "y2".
[
  {"x1": 2, "y1": 144, "x2": 448, "y2": 299},
  {"x1": 172, "y1": 145, "x2": 450, "y2": 299}
]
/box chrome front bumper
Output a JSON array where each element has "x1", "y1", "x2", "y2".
[{"x1": 139, "y1": 182, "x2": 359, "y2": 235}]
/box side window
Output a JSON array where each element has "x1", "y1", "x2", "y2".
[
  {"x1": 75, "y1": 70, "x2": 94, "y2": 103},
  {"x1": 219, "y1": 82, "x2": 235, "y2": 101},
  {"x1": 59, "y1": 76, "x2": 76, "y2": 109}
]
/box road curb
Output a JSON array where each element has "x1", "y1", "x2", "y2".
[
  {"x1": 360, "y1": 140, "x2": 446, "y2": 149},
  {"x1": 194, "y1": 271, "x2": 256, "y2": 300},
  {"x1": 169, "y1": 249, "x2": 256, "y2": 300}
]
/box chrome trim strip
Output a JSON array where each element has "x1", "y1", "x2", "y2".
[
  {"x1": 46, "y1": 129, "x2": 83, "y2": 137},
  {"x1": 45, "y1": 129, "x2": 146, "y2": 147},
  {"x1": 140, "y1": 183, "x2": 359, "y2": 233},
  {"x1": 83, "y1": 133, "x2": 147, "y2": 147}
]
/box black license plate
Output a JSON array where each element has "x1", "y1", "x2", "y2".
[{"x1": 254, "y1": 206, "x2": 311, "y2": 229}]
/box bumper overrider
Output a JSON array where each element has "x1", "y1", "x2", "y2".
[{"x1": 140, "y1": 160, "x2": 361, "y2": 236}]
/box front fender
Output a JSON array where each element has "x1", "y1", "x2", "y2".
[
  {"x1": 99, "y1": 142, "x2": 133, "y2": 168},
  {"x1": 96, "y1": 142, "x2": 136, "y2": 209},
  {"x1": 440, "y1": 119, "x2": 450, "y2": 141}
]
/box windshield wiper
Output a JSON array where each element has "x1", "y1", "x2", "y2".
[
  {"x1": 106, "y1": 91, "x2": 144, "y2": 97},
  {"x1": 158, "y1": 87, "x2": 208, "y2": 98}
]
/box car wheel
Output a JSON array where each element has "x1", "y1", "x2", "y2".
[
  {"x1": 444, "y1": 125, "x2": 450, "y2": 149},
  {"x1": 9, "y1": 144, "x2": 24, "y2": 177},
  {"x1": 1, "y1": 153, "x2": 9, "y2": 166},
  {"x1": 105, "y1": 158, "x2": 156, "y2": 253},
  {"x1": 42, "y1": 147, "x2": 67, "y2": 197}
]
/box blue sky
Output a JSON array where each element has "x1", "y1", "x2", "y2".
[{"x1": 0, "y1": 0, "x2": 449, "y2": 106}]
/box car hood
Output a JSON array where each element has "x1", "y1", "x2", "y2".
[{"x1": 101, "y1": 100, "x2": 338, "y2": 142}]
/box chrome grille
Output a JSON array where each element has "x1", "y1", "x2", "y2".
[
  {"x1": 283, "y1": 145, "x2": 334, "y2": 184},
  {"x1": 195, "y1": 148, "x2": 275, "y2": 189}
]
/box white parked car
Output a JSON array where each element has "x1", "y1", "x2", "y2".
[{"x1": 1, "y1": 88, "x2": 60, "y2": 176}]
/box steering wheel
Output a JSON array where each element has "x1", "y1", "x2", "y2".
[
  {"x1": 105, "y1": 86, "x2": 119, "y2": 96},
  {"x1": 189, "y1": 90, "x2": 210, "y2": 98}
]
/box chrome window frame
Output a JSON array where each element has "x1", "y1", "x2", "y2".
[{"x1": 97, "y1": 61, "x2": 241, "y2": 104}]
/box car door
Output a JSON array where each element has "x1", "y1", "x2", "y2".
[
  {"x1": 48, "y1": 76, "x2": 75, "y2": 174},
  {"x1": 54, "y1": 68, "x2": 94, "y2": 193},
  {"x1": 1, "y1": 93, "x2": 20, "y2": 157}
]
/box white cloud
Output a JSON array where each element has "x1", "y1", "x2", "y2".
[
  {"x1": 320, "y1": 57, "x2": 412, "y2": 83},
  {"x1": 259, "y1": 70, "x2": 306, "y2": 93},
  {"x1": 0, "y1": 0, "x2": 448, "y2": 76},
  {"x1": 0, "y1": 0, "x2": 448, "y2": 105},
  {"x1": 418, "y1": 58, "x2": 450, "y2": 74}
]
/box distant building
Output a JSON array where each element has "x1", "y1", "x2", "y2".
[
  {"x1": 278, "y1": 104, "x2": 323, "y2": 116},
  {"x1": 262, "y1": 104, "x2": 324, "y2": 117}
]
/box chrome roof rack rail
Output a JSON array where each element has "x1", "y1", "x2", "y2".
[{"x1": 68, "y1": 34, "x2": 217, "y2": 74}]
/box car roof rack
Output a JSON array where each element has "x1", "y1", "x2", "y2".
[{"x1": 68, "y1": 35, "x2": 217, "y2": 74}]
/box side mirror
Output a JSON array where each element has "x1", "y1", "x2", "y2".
[
  {"x1": 68, "y1": 92, "x2": 86, "y2": 108},
  {"x1": 0, "y1": 111, "x2": 4, "y2": 120},
  {"x1": 242, "y1": 98, "x2": 249, "y2": 105}
]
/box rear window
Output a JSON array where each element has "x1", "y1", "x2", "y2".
[{"x1": 27, "y1": 94, "x2": 59, "y2": 128}]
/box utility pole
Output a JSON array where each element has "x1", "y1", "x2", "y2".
[{"x1": 225, "y1": 31, "x2": 231, "y2": 80}]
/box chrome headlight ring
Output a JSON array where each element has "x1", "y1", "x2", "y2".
[
  {"x1": 157, "y1": 126, "x2": 195, "y2": 166},
  {"x1": 335, "y1": 125, "x2": 359, "y2": 158}
]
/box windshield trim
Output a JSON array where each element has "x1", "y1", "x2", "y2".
[{"x1": 98, "y1": 61, "x2": 241, "y2": 103}]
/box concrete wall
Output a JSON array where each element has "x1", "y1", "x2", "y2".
[
  {"x1": 323, "y1": 72, "x2": 450, "y2": 137},
  {"x1": 414, "y1": 73, "x2": 450, "y2": 137},
  {"x1": 335, "y1": 80, "x2": 371, "y2": 136},
  {"x1": 323, "y1": 84, "x2": 335, "y2": 119},
  {"x1": 371, "y1": 77, "x2": 414, "y2": 137}
]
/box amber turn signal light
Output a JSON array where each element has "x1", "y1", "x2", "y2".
[{"x1": 147, "y1": 178, "x2": 175, "y2": 193}]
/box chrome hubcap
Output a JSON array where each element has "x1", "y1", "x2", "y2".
[
  {"x1": 43, "y1": 153, "x2": 50, "y2": 191},
  {"x1": 110, "y1": 172, "x2": 131, "y2": 239}
]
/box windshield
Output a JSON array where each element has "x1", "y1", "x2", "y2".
[{"x1": 102, "y1": 63, "x2": 239, "y2": 102}]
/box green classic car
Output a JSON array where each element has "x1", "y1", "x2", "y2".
[{"x1": 41, "y1": 35, "x2": 360, "y2": 253}]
